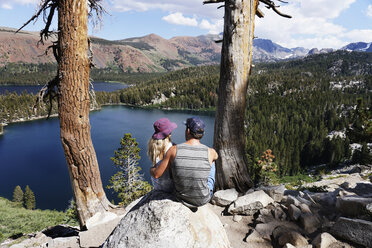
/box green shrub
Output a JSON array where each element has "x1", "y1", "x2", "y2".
[{"x1": 64, "y1": 199, "x2": 79, "y2": 225}]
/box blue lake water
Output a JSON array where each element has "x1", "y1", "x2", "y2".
[
  {"x1": 0, "y1": 106, "x2": 215, "y2": 210},
  {"x1": 0, "y1": 81, "x2": 128, "y2": 95}
]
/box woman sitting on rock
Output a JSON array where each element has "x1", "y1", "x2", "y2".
[{"x1": 148, "y1": 118, "x2": 177, "y2": 193}]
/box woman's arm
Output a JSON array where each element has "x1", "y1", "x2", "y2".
[{"x1": 150, "y1": 145, "x2": 176, "y2": 178}]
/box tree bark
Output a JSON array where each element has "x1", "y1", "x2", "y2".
[
  {"x1": 213, "y1": 0, "x2": 258, "y2": 192},
  {"x1": 57, "y1": 0, "x2": 111, "y2": 229}
]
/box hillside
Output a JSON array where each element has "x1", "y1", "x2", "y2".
[
  {"x1": 0, "y1": 27, "x2": 221, "y2": 73},
  {"x1": 0, "y1": 196, "x2": 77, "y2": 243}
]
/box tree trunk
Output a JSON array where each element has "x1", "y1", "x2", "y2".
[
  {"x1": 213, "y1": 0, "x2": 258, "y2": 192},
  {"x1": 58, "y1": 0, "x2": 111, "y2": 229}
]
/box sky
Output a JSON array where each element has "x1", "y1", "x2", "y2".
[{"x1": 0, "y1": 0, "x2": 371, "y2": 49}]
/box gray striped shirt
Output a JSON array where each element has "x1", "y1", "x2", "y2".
[{"x1": 172, "y1": 143, "x2": 211, "y2": 207}]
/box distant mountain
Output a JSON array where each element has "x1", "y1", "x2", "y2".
[
  {"x1": 307, "y1": 48, "x2": 335, "y2": 55},
  {"x1": 341, "y1": 42, "x2": 372, "y2": 52},
  {"x1": 252, "y1": 38, "x2": 309, "y2": 61},
  {"x1": 0, "y1": 27, "x2": 221, "y2": 73},
  {"x1": 0, "y1": 26, "x2": 370, "y2": 73},
  {"x1": 307, "y1": 41, "x2": 372, "y2": 56}
]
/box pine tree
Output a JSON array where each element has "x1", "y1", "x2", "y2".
[
  {"x1": 359, "y1": 143, "x2": 372, "y2": 165},
  {"x1": 107, "y1": 133, "x2": 152, "y2": 207},
  {"x1": 12, "y1": 185, "x2": 24, "y2": 205},
  {"x1": 23, "y1": 185, "x2": 36, "y2": 210}
]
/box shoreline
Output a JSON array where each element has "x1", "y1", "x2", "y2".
[{"x1": 1, "y1": 104, "x2": 215, "y2": 131}]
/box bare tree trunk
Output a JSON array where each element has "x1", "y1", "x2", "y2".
[
  {"x1": 58, "y1": 0, "x2": 111, "y2": 229},
  {"x1": 214, "y1": 0, "x2": 258, "y2": 192}
]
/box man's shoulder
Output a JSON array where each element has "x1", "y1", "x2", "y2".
[
  {"x1": 207, "y1": 146, "x2": 216, "y2": 152},
  {"x1": 207, "y1": 147, "x2": 218, "y2": 160}
]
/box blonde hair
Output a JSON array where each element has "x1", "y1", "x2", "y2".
[{"x1": 147, "y1": 136, "x2": 172, "y2": 165}]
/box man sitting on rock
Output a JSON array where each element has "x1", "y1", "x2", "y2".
[{"x1": 150, "y1": 117, "x2": 218, "y2": 209}]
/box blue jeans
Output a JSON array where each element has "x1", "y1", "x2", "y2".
[{"x1": 207, "y1": 162, "x2": 216, "y2": 196}]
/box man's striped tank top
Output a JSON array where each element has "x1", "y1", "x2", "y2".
[{"x1": 171, "y1": 143, "x2": 211, "y2": 207}]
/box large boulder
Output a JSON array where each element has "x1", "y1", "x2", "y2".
[
  {"x1": 330, "y1": 217, "x2": 372, "y2": 247},
  {"x1": 272, "y1": 225, "x2": 308, "y2": 247},
  {"x1": 305, "y1": 192, "x2": 337, "y2": 206},
  {"x1": 254, "y1": 220, "x2": 301, "y2": 241},
  {"x1": 299, "y1": 213, "x2": 321, "y2": 234},
  {"x1": 336, "y1": 196, "x2": 372, "y2": 217},
  {"x1": 79, "y1": 211, "x2": 124, "y2": 248},
  {"x1": 288, "y1": 204, "x2": 301, "y2": 221},
  {"x1": 351, "y1": 183, "x2": 372, "y2": 197},
  {"x1": 102, "y1": 191, "x2": 230, "y2": 248},
  {"x1": 257, "y1": 185, "x2": 286, "y2": 202},
  {"x1": 211, "y1": 188, "x2": 239, "y2": 207},
  {"x1": 228, "y1": 190, "x2": 274, "y2": 215},
  {"x1": 312, "y1": 232, "x2": 337, "y2": 248}
]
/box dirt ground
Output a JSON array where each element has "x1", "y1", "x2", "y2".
[{"x1": 208, "y1": 203, "x2": 256, "y2": 248}]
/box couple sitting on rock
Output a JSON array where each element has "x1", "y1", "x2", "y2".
[{"x1": 149, "y1": 117, "x2": 218, "y2": 209}]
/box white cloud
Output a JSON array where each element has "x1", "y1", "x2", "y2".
[
  {"x1": 107, "y1": 0, "x2": 223, "y2": 19},
  {"x1": 162, "y1": 12, "x2": 197, "y2": 27},
  {"x1": 0, "y1": 0, "x2": 38, "y2": 9},
  {"x1": 367, "y1": 5, "x2": 372, "y2": 18},
  {"x1": 108, "y1": 0, "x2": 369, "y2": 49},
  {"x1": 255, "y1": 0, "x2": 372, "y2": 49},
  {"x1": 3, "y1": 0, "x2": 369, "y2": 49},
  {"x1": 291, "y1": 0, "x2": 356, "y2": 19},
  {"x1": 341, "y1": 29, "x2": 372, "y2": 42},
  {"x1": 1, "y1": 3, "x2": 12, "y2": 9},
  {"x1": 199, "y1": 19, "x2": 223, "y2": 35}
]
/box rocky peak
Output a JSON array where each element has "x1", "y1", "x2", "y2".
[
  {"x1": 341, "y1": 42, "x2": 372, "y2": 52},
  {"x1": 308, "y1": 48, "x2": 335, "y2": 55}
]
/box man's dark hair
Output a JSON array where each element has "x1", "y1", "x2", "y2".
[
  {"x1": 185, "y1": 117, "x2": 205, "y2": 139},
  {"x1": 189, "y1": 128, "x2": 204, "y2": 139}
]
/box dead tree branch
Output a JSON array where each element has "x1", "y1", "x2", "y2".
[
  {"x1": 88, "y1": 0, "x2": 108, "y2": 29},
  {"x1": 33, "y1": 76, "x2": 58, "y2": 119},
  {"x1": 259, "y1": 0, "x2": 292, "y2": 18},
  {"x1": 203, "y1": 0, "x2": 224, "y2": 4},
  {"x1": 18, "y1": 0, "x2": 106, "y2": 114},
  {"x1": 256, "y1": 7, "x2": 265, "y2": 18},
  {"x1": 39, "y1": 1, "x2": 57, "y2": 44},
  {"x1": 202, "y1": 0, "x2": 290, "y2": 18},
  {"x1": 16, "y1": 0, "x2": 53, "y2": 36}
]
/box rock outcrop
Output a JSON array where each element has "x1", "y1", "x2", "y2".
[
  {"x1": 211, "y1": 164, "x2": 372, "y2": 248},
  {"x1": 2, "y1": 164, "x2": 371, "y2": 248},
  {"x1": 102, "y1": 190, "x2": 230, "y2": 248}
]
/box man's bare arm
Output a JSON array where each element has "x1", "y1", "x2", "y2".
[
  {"x1": 150, "y1": 145, "x2": 176, "y2": 179},
  {"x1": 208, "y1": 148, "x2": 218, "y2": 165}
]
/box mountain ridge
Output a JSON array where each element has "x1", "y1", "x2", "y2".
[{"x1": 0, "y1": 26, "x2": 370, "y2": 72}]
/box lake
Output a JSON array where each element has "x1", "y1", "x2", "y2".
[
  {"x1": 0, "y1": 106, "x2": 215, "y2": 210},
  {"x1": 0, "y1": 81, "x2": 128, "y2": 95}
]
